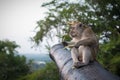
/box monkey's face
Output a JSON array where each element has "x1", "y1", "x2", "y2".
[
  {"x1": 69, "y1": 23, "x2": 84, "y2": 38},
  {"x1": 69, "y1": 24, "x2": 78, "y2": 37}
]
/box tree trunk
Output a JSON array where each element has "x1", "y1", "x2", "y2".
[{"x1": 50, "y1": 43, "x2": 120, "y2": 80}]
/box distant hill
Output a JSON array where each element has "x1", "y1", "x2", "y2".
[
  {"x1": 19, "y1": 53, "x2": 52, "y2": 71},
  {"x1": 19, "y1": 53, "x2": 52, "y2": 62}
]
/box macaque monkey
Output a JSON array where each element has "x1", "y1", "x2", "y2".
[{"x1": 62, "y1": 21, "x2": 99, "y2": 68}]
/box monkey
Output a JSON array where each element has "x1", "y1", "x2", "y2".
[{"x1": 62, "y1": 21, "x2": 99, "y2": 68}]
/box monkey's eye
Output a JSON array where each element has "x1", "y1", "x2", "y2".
[{"x1": 70, "y1": 27, "x2": 75, "y2": 30}]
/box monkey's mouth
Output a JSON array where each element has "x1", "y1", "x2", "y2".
[
  {"x1": 69, "y1": 31, "x2": 77, "y2": 37},
  {"x1": 71, "y1": 33, "x2": 77, "y2": 37}
]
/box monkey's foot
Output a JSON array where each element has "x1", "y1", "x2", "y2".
[{"x1": 73, "y1": 62, "x2": 84, "y2": 68}]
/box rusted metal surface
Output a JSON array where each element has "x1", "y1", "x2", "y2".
[{"x1": 50, "y1": 43, "x2": 120, "y2": 80}]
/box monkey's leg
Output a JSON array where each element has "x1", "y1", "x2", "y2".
[
  {"x1": 71, "y1": 47, "x2": 80, "y2": 68},
  {"x1": 82, "y1": 47, "x2": 91, "y2": 65},
  {"x1": 75, "y1": 46, "x2": 92, "y2": 68}
]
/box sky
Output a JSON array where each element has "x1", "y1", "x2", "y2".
[{"x1": 0, "y1": 0, "x2": 51, "y2": 54}]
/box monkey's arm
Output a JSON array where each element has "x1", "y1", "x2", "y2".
[
  {"x1": 62, "y1": 41, "x2": 76, "y2": 48},
  {"x1": 75, "y1": 38, "x2": 96, "y2": 48}
]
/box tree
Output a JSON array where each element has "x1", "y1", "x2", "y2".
[
  {"x1": 33, "y1": 0, "x2": 120, "y2": 76},
  {"x1": 0, "y1": 40, "x2": 30, "y2": 80},
  {"x1": 18, "y1": 62, "x2": 60, "y2": 80}
]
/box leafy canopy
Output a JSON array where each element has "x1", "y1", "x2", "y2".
[
  {"x1": 0, "y1": 40, "x2": 30, "y2": 80},
  {"x1": 33, "y1": 0, "x2": 120, "y2": 76}
]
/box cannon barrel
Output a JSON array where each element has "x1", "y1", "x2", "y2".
[{"x1": 50, "y1": 43, "x2": 120, "y2": 80}]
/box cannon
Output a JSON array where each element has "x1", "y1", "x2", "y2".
[{"x1": 50, "y1": 43, "x2": 120, "y2": 80}]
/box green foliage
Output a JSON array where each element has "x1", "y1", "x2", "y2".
[
  {"x1": 19, "y1": 62, "x2": 60, "y2": 80},
  {"x1": 32, "y1": 0, "x2": 120, "y2": 76},
  {"x1": 62, "y1": 34, "x2": 71, "y2": 42},
  {"x1": 0, "y1": 40, "x2": 30, "y2": 80},
  {"x1": 0, "y1": 39, "x2": 19, "y2": 54},
  {"x1": 109, "y1": 54, "x2": 120, "y2": 75}
]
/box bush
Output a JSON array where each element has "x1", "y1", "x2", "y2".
[
  {"x1": 0, "y1": 40, "x2": 30, "y2": 80},
  {"x1": 19, "y1": 62, "x2": 60, "y2": 80}
]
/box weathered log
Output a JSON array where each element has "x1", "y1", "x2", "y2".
[{"x1": 50, "y1": 43, "x2": 120, "y2": 80}]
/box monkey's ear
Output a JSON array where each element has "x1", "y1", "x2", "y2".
[
  {"x1": 67, "y1": 21, "x2": 80, "y2": 26},
  {"x1": 67, "y1": 21, "x2": 74, "y2": 25},
  {"x1": 79, "y1": 23, "x2": 83, "y2": 27},
  {"x1": 80, "y1": 23, "x2": 88, "y2": 28}
]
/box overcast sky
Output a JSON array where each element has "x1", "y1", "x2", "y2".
[{"x1": 0, "y1": 0, "x2": 51, "y2": 54}]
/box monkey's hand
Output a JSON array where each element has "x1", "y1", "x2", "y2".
[
  {"x1": 62, "y1": 41, "x2": 68, "y2": 47},
  {"x1": 75, "y1": 43, "x2": 81, "y2": 48}
]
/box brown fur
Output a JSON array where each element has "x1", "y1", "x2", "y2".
[{"x1": 66, "y1": 21, "x2": 99, "y2": 68}]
